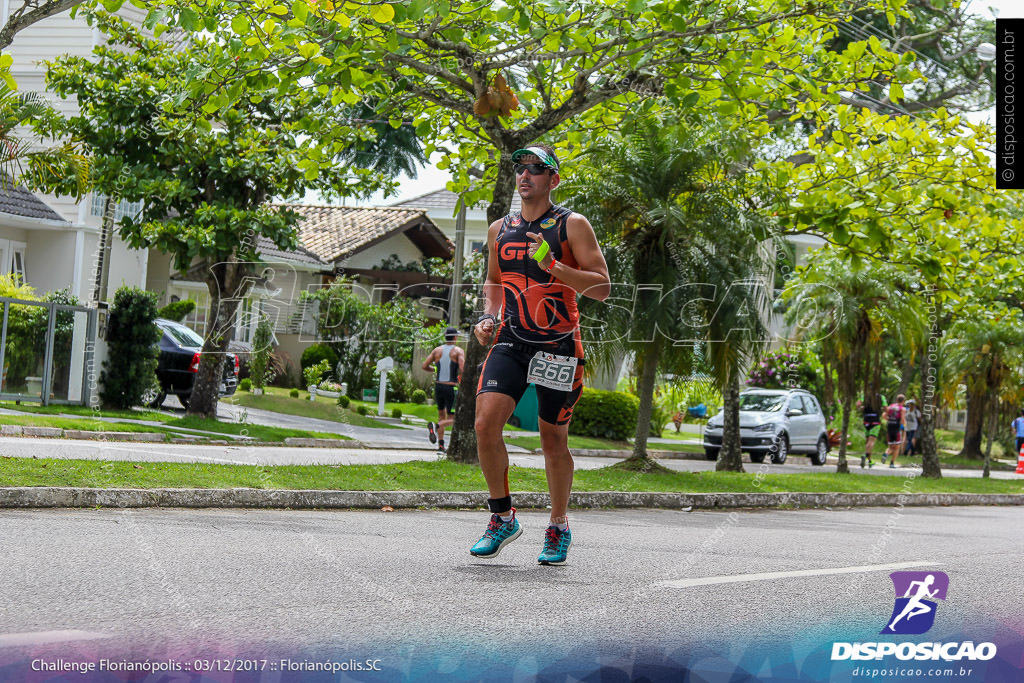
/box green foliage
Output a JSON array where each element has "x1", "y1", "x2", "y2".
[
  {"x1": 303, "y1": 359, "x2": 331, "y2": 387},
  {"x1": 99, "y1": 286, "x2": 160, "y2": 409},
  {"x1": 305, "y1": 281, "x2": 429, "y2": 394},
  {"x1": 357, "y1": 405, "x2": 369, "y2": 416},
  {"x1": 391, "y1": 408, "x2": 402, "y2": 419},
  {"x1": 411, "y1": 389, "x2": 427, "y2": 404},
  {"x1": 569, "y1": 388, "x2": 640, "y2": 441},
  {"x1": 289, "y1": 387, "x2": 300, "y2": 398},
  {"x1": 156, "y1": 300, "x2": 195, "y2": 323},
  {"x1": 337, "y1": 394, "x2": 350, "y2": 408},
  {"x1": 238, "y1": 378, "x2": 252, "y2": 392},
  {"x1": 300, "y1": 343, "x2": 338, "y2": 376},
  {"x1": 249, "y1": 315, "x2": 275, "y2": 389},
  {"x1": 747, "y1": 349, "x2": 824, "y2": 399}
]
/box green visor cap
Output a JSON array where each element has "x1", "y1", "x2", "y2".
[{"x1": 511, "y1": 146, "x2": 560, "y2": 172}]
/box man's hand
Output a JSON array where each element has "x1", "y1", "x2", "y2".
[
  {"x1": 474, "y1": 317, "x2": 496, "y2": 346},
  {"x1": 526, "y1": 231, "x2": 553, "y2": 270}
]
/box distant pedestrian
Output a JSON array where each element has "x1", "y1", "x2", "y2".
[
  {"x1": 903, "y1": 399, "x2": 921, "y2": 456},
  {"x1": 1012, "y1": 409, "x2": 1024, "y2": 455},
  {"x1": 421, "y1": 327, "x2": 464, "y2": 453},
  {"x1": 857, "y1": 394, "x2": 885, "y2": 468},
  {"x1": 881, "y1": 394, "x2": 907, "y2": 468}
]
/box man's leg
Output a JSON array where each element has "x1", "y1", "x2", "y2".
[
  {"x1": 475, "y1": 391, "x2": 518, "y2": 507},
  {"x1": 538, "y1": 418, "x2": 574, "y2": 522},
  {"x1": 436, "y1": 409, "x2": 449, "y2": 442}
]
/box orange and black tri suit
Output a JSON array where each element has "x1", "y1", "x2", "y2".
[{"x1": 477, "y1": 203, "x2": 585, "y2": 425}]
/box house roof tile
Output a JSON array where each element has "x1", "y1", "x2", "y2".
[
  {"x1": 392, "y1": 188, "x2": 521, "y2": 214},
  {"x1": 0, "y1": 176, "x2": 68, "y2": 223}
]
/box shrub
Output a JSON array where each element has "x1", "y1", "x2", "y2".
[
  {"x1": 99, "y1": 286, "x2": 161, "y2": 409},
  {"x1": 392, "y1": 408, "x2": 402, "y2": 419},
  {"x1": 289, "y1": 387, "x2": 300, "y2": 398},
  {"x1": 568, "y1": 388, "x2": 639, "y2": 441},
  {"x1": 301, "y1": 344, "x2": 338, "y2": 376},
  {"x1": 386, "y1": 366, "x2": 418, "y2": 403},
  {"x1": 303, "y1": 359, "x2": 331, "y2": 387},
  {"x1": 249, "y1": 316, "x2": 275, "y2": 389},
  {"x1": 411, "y1": 389, "x2": 427, "y2": 404},
  {"x1": 337, "y1": 394, "x2": 350, "y2": 408},
  {"x1": 239, "y1": 378, "x2": 252, "y2": 392},
  {"x1": 357, "y1": 405, "x2": 369, "y2": 416},
  {"x1": 156, "y1": 299, "x2": 196, "y2": 323}
]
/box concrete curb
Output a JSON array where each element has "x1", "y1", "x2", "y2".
[
  {"x1": 1, "y1": 426, "x2": 168, "y2": 442},
  {"x1": 1, "y1": 488, "x2": 1022, "y2": 510}
]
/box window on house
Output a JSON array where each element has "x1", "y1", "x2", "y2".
[
  {"x1": 90, "y1": 193, "x2": 143, "y2": 222},
  {"x1": 470, "y1": 241, "x2": 485, "y2": 253},
  {"x1": 0, "y1": 240, "x2": 26, "y2": 282},
  {"x1": 167, "y1": 287, "x2": 210, "y2": 335}
]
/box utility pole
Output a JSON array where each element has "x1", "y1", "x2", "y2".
[{"x1": 448, "y1": 195, "x2": 466, "y2": 328}]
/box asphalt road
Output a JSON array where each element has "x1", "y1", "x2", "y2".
[{"x1": 0, "y1": 506, "x2": 1020, "y2": 680}]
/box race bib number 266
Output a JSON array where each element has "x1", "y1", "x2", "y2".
[{"x1": 527, "y1": 352, "x2": 578, "y2": 392}]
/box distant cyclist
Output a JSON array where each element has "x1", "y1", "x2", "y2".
[
  {"x1": 470, "y1": 144, "x2": 610, "y2": 566},
  {"x1": 421, "y1": 327, "x2": 464, "y2": 453}
]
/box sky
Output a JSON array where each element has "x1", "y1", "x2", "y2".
[{"x1": 349, "y1": 0, "x2": 1021, "y2": 208}]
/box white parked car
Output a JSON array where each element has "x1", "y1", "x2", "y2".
[{"x1": 702, "y1": 388, "x2": 830, "y2": 466}]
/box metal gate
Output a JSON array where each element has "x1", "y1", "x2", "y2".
[{"x1": 0, "y1": 296, "x2": 98, "y2": 406}]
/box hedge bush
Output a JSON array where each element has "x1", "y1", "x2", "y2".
[
  {"x1": 100, "y1": 287, "x2": 161, "y2": 409},
  {"x1": 239, "y1": 378, "x2": 252, "y2": 392},
  {"x1": 357, "y1": 405, "x2": 369, "y2": 416},
  {"x1": 156, "y1": 299, "x2": 196, "y2": 323},
  {"x1": 391, "y1": 408, "x2": 402, "y2": 419},
  {"x1": 337, "y1": 394, "x2": 351, "y2": 408},
  {"x1": 301, "y1": 344, "x2": 338, "y2": 376},
  {"x1": 289, "y1": 388, "x2": 300, "y2": 398},
  {"x1": 568, "y1": 388, "x2": 639, "y2": 441},
  {"x1": 411, "y1": 389, "x2": 427, "y2": 404}
]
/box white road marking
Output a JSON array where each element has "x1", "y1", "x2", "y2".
[
  {"x1": 0, "y1": 630, "x2": 111, "y2": 647},
  {"x1": 658, "y1": 561, "x2": 939, "y2": 589}
]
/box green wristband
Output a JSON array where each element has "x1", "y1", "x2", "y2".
[{"x1": 532, "y1": 240, "x2": 550, "y2": 262}]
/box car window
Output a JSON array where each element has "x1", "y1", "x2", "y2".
[
  {"x1": 787, "y1": 397, "x2": 804, "y2": 413},
  {"x1": 159, "y1": 321, "x2": 205, "y2": 347},
  {"x1": 738, "y1": 394, "x2": 786, "y2": 412},
  {"x1": 800, "y1": 396, "x2": 819, "y2": 415}
]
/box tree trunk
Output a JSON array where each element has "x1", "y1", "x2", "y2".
[
  {"x1": 446, "y1": 337, "x2": 486, "y2": 464},
  {"x1": 895, "y1": 357, "x2": 916, "y2": 400},
  {"x1": 837, "y1": 399, "x2": 851, "y2": 474},
  {"x1": 983, "y1": 394, "x2": 997, "y2": 479},
  {"x1": 957, "y1": 388, "x2": 985, "y2": 459},
  {"x1": 918, "y1": 326, "x2": 941, "y2": 478},
  {"x1": 629, "y1": 336, "x2": 663, "y2": 463},
  {"x1": 187, "y1": 259, "x2": 250, "y2": 418},
  {"x1": 447, "y1": 158, "x2": 516, "y2": 464},
  {"x1": 716, "y1": 371, "x2": 745, "y2": 472}
]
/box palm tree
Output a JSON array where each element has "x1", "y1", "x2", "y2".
[
  {"x1": 783, "y1": 251, "x2": 924, "y2": 473},
  {"x1": 335, "y1": 99, "x2": 426, "y2": 180},
  {"x1": 0, "y1": 81, "x2": 89, "y2": 197},
  {"x1": 567, "y1": 120, "x2": 773, "y2": 471},
  {"x1": 943, "y1": 316, "x2": 1024, "y2": 474}
]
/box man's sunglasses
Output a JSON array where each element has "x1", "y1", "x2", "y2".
[{"x1": 514, "y1": 163, "x2": 552, "y2": 176}]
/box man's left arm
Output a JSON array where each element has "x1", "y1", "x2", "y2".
[{"x1": 542, "y1": 214, "x2": 610, "y2": 301}]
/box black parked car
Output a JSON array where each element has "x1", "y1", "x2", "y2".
[{"x1": 150, "y1": 318, "x2": 238, "y2": 409}]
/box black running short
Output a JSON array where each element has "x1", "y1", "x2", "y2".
[
  {"x1": 477, "y1": 342, "x2": 584, "y2": 426},
  {"x1": 434, "y1": 383, "x2": 456, "y2": 413},
  {"x1": 886, "y1": 422, "x2": 902, "y2": 446}
]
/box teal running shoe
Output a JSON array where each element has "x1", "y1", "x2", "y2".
[
  {"x1": 537, "y1": 525, "x2": 572, "y2": 566},
  {"x1": 470, "y1": 509, "x2": 522, "y2": 558}
]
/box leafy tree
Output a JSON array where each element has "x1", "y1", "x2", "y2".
[
  {"x1": 783, "y1": 250, "x2": 924, "y2": 473},
  {"x1": 38, "y1": 11, "x2": 383, "y2": 417},
  {"x1": 99, "y1": 286, "x2": 160, "y2": 409},
  {"x1": 567, "y1": 120, "x2": 773, "y2": 471},
  {"x1": 149, "y1": 0, "x2": 918, "y2": 462},
  {"x1": 248, "y1": 314, "x2": 275, "y2": 390}
]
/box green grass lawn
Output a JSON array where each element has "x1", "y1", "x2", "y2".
[
  {"x1": 0, "y1": 414, "x2": 171, "y2": 433},
  {"x1": 223, "y1": 387, "x2": 402, "y2": 429},
  {"x1": 2, "y1": 458, "x2": 1021, "y2": 494},
  {"x1": 0, "y1": 401, "x2": 169, "y2": 422}
]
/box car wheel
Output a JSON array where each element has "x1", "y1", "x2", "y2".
[
  {"x1": 704, "y1": 448, "x2": 719, "y2": 461},
  {"x1": 770, "y1": 435, "x2": 788, "y2": 464},
  {"x1": 811, "y1": 436, "x2": 828, "y2": 466},
  {"x1": 749, "y1": 452, "x2": 766, "y2": 464},
  {"x1": 146, "y1": 392, "x2": 167, "y2": 409}
]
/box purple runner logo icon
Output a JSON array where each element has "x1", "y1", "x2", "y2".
[{"x1": 881, "y1": 571, "x2": 949, "y2": 635}]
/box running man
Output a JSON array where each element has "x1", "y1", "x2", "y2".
[
  {"x1": 1011, "y1": 409, "x2": 1024, "y2": 456},
  {"x1": 470, "y1": 144, "x2": 610, "y2": 566},
  {"x1": 882, "y1": 394, "x2": 907, "y2": 468},
  {"x1": 888, "y1": 574, "x2": 939, "y2": 632},
  {"x1": 857, "y1": 394, "x2": 884, "y2": 468},
  {"x1": 421, "y1": 327, "x2": 464, "y2": 453}
]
